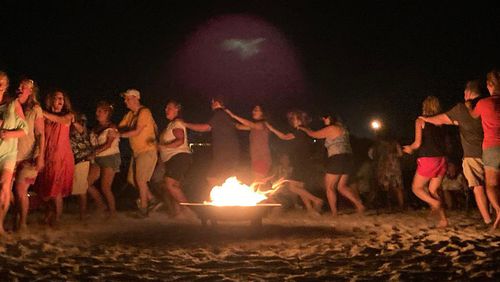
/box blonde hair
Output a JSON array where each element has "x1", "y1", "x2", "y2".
[
  {"x1": 422, "y1": 96, "x2": 441, "y2": 117},
  {"x1": 486, "y1": 69, "x2": 500, "y2": 95},
  {"x1": 19, "y1": 78, "x2": 40, "y2": 111}
]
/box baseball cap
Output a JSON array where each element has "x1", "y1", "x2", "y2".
[{"x1": 121, "y1": 89, "x2": 141, "y2": 99}]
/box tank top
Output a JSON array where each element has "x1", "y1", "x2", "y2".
[
  {"x1": 418, "y1": 123, "x2": 446, "y2": 157},
  {"x1": 325, "y1": 129, "x2": 352, "y2": 157}
]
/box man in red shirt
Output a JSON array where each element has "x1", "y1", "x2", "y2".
[{"x1": 472, "y1": 69, "x2": 500, "y2": 230}]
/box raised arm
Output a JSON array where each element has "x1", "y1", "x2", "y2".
[
  {"x1": 419, "y1": 113, "x2": 454, "y2": 126},
  {"x1": 184, "y1": 122, "x2": 212, "y2": 132},
  {"x1": 43, "y1": 111, "x2": 73, "y2": 125},
  {"x1": 403, "y1": 118, "x2": 423, "y2": 154},
  {"x1": 225, "y1": 109, "x2": 258, "y2": 129},
  {"x1": 265, "y1": 122, "x2": 294, "y2": 140}
]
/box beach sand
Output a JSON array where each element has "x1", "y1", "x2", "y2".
[{"x1": 0, "y1": 209, "x2": 499, "y2": 281}]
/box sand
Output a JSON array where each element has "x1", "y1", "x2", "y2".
[{"x1": 0, "y1": 209, "x2": 499, "y2": 281}]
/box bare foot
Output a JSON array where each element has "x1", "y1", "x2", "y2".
[
  {"x1": 356, "y1": 205, "x2": 366, "y2": 215},
  {"x1": 437, "y1": 218, "x2": 449, "y2": 228},
  {"x1": 492, "y1": 212, "x2": 500, "y2": 231},
  {"x1": 17, "y1": 223, "x2": 28, "y2": 233},
  {"x1": 313, "y1": 199, "x2": 324, "y2": 213}
]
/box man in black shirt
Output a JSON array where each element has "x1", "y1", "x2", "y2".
[{"x1": 185, "y1": 96, "x2": 240, "y2": 187}]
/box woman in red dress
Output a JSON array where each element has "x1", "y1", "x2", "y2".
[{"x1": 35, "y1": 90, "x2": 74, "y2": 226}]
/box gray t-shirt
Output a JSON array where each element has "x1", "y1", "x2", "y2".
[{"x1": 445, "y1": 102, "x2": 483, "y2": 158}]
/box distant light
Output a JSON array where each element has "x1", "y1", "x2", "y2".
[{"x1": 370, "y1": 120, "x2": 382, "y2": 130}]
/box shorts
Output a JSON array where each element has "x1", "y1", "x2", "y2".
[
  {"x1": 416, "y1": 157, "x2": 447, "y2": 178},
  {"x1": 127, "y1": 150, "x2": 158, "y2": 186},
  {"x1": 72, "y1": 161, "x2": 90, "y2": 195},
  {"x1": 462, "y1": 157, "x2": 485, "y2": 187},
  {"x1": 16, "y1": 160, "x2": 39, "y2": 185},
  {"x1": 95, "y1": 153, "x2": 121, "y2": 172},
  {"x1": 483, "y1": 146, "x2": 500, "y2": 170},
  {"x1": 325, "y1": 153, "x2": 354, "y2": 175},
  {"x1": 164, "y1": 153, "x2": 192, "y2": 182}
]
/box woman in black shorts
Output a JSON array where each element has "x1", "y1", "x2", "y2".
[
  {"x1": 157, "y1": 100, "x2": 192, "y2": 217},
  {"x1": 299, "y1": 114, "x2": 365, "y2": 216}
]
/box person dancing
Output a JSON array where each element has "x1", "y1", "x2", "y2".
[
  {"x1": 471, "y1": 69, "x2": 500, "y2": 230},
  {"x1": 157, "y1": 100, "x2": 192, "y2": 217},
  {"x1": 225, "y1": 104, "x2": 272, "y2": 181},
  {"x1": 403, "y1": 96, "x2": 448, "y2": 227},
  {"x1": 298, "y1": 113, "x2": 365, "y2": 216},
  {"x1": 36, "y1": 90, "x2": 74, "y2": 227},
  {"x1": 265, "y1": 110, "x2": 323, "y2": 215},
  {"x1": 0, "y1": 71, "x2": 27, "y2": 235},
  {"x1": 14, "y1": 78, "x2": 44, "y2": 232}
]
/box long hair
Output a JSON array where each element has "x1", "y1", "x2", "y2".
[
  {"x1": 45, "y1": 90, "x2": 72, "y2": 114},
  {"x1": 421, "y1": 96, "x2": 441, "y2": 117},
  {"x1": 96, "y1": 100, "x2": 114, "y2": 121},
  {"x1": 19, "y1": 78, "x2": 40, "y2": 111},
  {"x1": 286, "y1": 109, "x2": 311, "y2": 127},
  {"x1": 253, "y1": 103, "x2": 266, "y2": 121},
  {"x1": 486, "y1": 69, "x2": 500, "y2": 95}
]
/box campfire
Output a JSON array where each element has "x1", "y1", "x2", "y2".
[
  {"x1": 205, "y1": 177, "x2": 269, "y2": 206},
  {"x1": 182, "y1": 176, "x2": 282, "y2": 226}
]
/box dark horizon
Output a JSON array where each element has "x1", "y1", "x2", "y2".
[{"x1": 1, "y1": 1, "x2": 499, "y2": 139}]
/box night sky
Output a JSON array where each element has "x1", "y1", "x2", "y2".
[{"x1": 1, "y1": 1, "x2": 499, "y2": 140}]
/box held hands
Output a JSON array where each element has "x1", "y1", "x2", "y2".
[
  {"x1": 402, "y1": 145, "x2": 413, "y2": 155},
  {"x1": 0, "y1": 129, "x2": 10, "y2": 139}
]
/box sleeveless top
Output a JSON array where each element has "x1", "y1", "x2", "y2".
[
  {"x1": 418, "y1": 123, "x2": 446, "y2": 157},
  {"x1": 90, "y1": 127, "x2": 120, "y2": 157},
  {"x1": 249, "y1": 122, "x2": 271, "y2": 163},
  {"x1": 325, "y1": 129, "x2": 352, "y2": 157},
  {"x1": 159, "y1": 119, "x2": 191, "y2": 162}
]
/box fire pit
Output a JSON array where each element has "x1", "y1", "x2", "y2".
[
  {"x1": 182, "y1": 177, "x2": 282, "y2": 226},
  {"x1": 181, "y1": 203, "x2": 281, "y2": 227}
]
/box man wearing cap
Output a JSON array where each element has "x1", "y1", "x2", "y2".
[{"x1": 118, "y1": 89, "x2": 158, "y2": 217}]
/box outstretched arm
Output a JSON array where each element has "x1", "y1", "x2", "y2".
[
  {"x1": 43, "y1": 111, "x2": 73, "y2": 125},
  {"x1": 225, "y1": 109, "x2": 257, "y2": 129},
  {"x1": 265, "y1": 122, "x2": 294, "y2": 140},
  {"x1": 184, "y1": 122, "x2": 212, "y2": 132},
  {"x1": 403, "y1": 118, "x2": 423, "y2": 154},
  {"x1": 419, "y1": 114, "x2": 454, "y2": 126},
  {"x1": 298, "y1": 125, "x2": 334, "y2": 140}
]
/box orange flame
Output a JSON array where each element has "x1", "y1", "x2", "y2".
[{"x1": 204, "y1": 177, "x2": 285, "y2": 206}]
